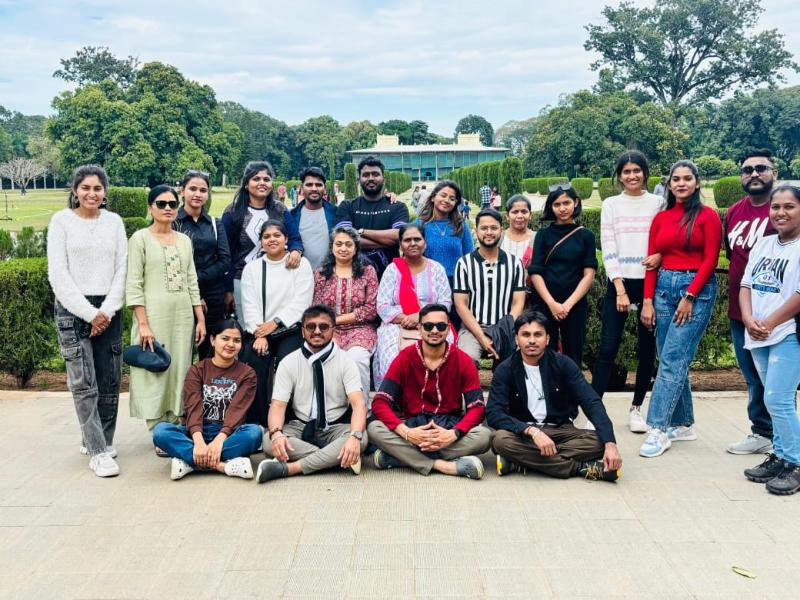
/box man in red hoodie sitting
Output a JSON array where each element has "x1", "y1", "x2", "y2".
[{"x1": 368, "y1": 303, "x2": 492, "y2": 479}]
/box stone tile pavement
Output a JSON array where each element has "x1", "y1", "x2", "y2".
[{"x1": 1, "y1": 390, "x2": 798, "y2": 599}]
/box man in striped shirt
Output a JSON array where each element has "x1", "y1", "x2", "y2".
[{"x1": 454, "y1": 208, "x2": 527, "y2": 364}]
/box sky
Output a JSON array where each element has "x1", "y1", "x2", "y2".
[{"x1": 1, "y1": 0, "x2": 799, "y2": 136}]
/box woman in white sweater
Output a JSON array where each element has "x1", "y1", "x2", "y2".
[
  {"x1": 47, "y1": 165, "x2": 128, "y2": 477},
  {"x1": 240, "y1": 219, "x2": 313, "y2": 424},
  {"x1": 590, "y1": 150, "x2": 664, "y2": 433}
]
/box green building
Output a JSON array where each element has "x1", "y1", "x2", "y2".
[{"x1": 348, "y1": 133, "x2": 509, "y2": 181}]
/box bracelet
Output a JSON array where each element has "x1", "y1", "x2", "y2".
[
  {"x1": 402, "y1": 427, "x2": 409, "y2": 441},
  {"x1": 616, "y1": 292, "x2": 627, "y2": 297}
]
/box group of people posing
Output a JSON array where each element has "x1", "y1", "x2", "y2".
[{"x1": 46, "y1": 149, "x2": 800, "y2": 496}]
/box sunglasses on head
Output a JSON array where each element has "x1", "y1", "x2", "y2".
[
  {"x1": 153, "y1": 200, "x2": 179, "y2": 210},
  {"x1": 741, "y1": 164, "x2": 773, "y2": 176},
  {"x1": 304, "y1": 322, "x2": 332, "y2": 332},
  {"x1": 184, "y1": 169, "x2": 210, "y2": 178},
  {"x1": 421, "y1": 321, "x2": 448, "y2": 332},
  {"x1": 548, "y1": 182, "x2": 573, "y2": 193}
]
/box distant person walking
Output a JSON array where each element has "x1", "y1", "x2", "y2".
[{"x1": 480, "y1": 182, "x2": 491, "y2": 209}]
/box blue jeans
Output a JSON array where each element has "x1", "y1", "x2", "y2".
[
  {"x1": 751, "y1": 335, "x2": 800, "y2": 464},
  {"x1": 646, "y1": 270, "x2": 717, "y2": 430},
  {"x1": 152, "y1": 422, "x2": 262, "y2": 469},
  {"x1": 730, "y1": 319, "x2": 772, "y2": 438}
]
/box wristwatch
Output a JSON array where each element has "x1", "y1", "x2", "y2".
[
  {"x1": 273, "y1": 317, "x2": 285, "y2": 328},
  {"x1": 684, "y1": 293, "x2": 696, "y2": 303},
  {"x1": 357, "y1": 228, "x2": 365, "y2": 236},
  {"x1": 453, "y1": 429, "x2": 463, "y2": 440},
  {"x1": 350, "y1": 430, "x2": 364, "y2": 440}
]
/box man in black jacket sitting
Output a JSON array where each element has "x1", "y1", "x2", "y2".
[{"x1": 486, "y1": 310, "x2": 622, "y2": 481}]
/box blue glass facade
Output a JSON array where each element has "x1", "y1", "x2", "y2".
[{"x1": 349, "y1": 149, "x2": 509, "y2": 181}]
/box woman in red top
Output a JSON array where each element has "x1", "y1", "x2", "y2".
[{"x1": 639, "y1": 160, "x2": 722, "y2": 458}]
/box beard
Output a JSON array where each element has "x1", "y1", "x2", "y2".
[
  {"x1": 480, "y1": 236, "x2": 500, "y2": 249},
  {"x1": 743, "y1": 178, "x2": 774, "y2": 196}
]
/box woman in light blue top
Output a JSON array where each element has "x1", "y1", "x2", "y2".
[{"x1": 416, "y1": 180, "x2": 473, "y2": 282}]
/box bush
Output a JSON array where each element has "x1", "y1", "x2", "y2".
[
  {"x1": 713, "y1": 176, "x2": 743, "y2": 209},
  {"x1": 598, "y1": 177, "x2": 617, "y2": 200},
  {"x1": 500, "y1": 156, "x2": 524, "y2": 202},
  {"x1": 13, "y1": 226, "x2": 45, "y2": 258},
  {"x1": 344, "y1": 163, "x2": 358, "y2": 199},
  {"x1": 0, "y1": 229, "x2": 13, "y2": 259},
  {"x1": 384, "y1": 172, "x2": 411, "y2": 194},
  {"x1": 578, "y1": 208, "x2": 601, "y2": 250},
  {"x1": 123, "y1": 217, "x2": 149, "y2": 238},
  {"x1": 107, "y1": 187, "x2": 148, "y2": 218},
  {"x1": 536, "y1": 178, "x2": 549, "y2": 195},
  {"x1": 647, "y1": 176, "x2": 661, "y2": 192},
  {"x1": 0, "y1": 258, "x2": 58, "y2": 387},
  {"x1": 570, "y1": 177, "x2": 593, "y2": 201},
  {"x1": 789, "y1": 156, "x2": 800, "y2": 179},
  {"x1": 522, "y1": 178, "x2": 538, "y2": 193}
]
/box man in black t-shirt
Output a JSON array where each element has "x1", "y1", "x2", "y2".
[{"x1": 335, "y1": 156, "x2": 409, "y2": 279}]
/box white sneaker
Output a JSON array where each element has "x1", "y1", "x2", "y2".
[
  {"x1": 628, "y1": 406, "x2": 648, "y2": 433},
  {"x1": 170, "y1": 457, "x2": 194, "y2": 481},
  {"x1": 726, "y1": 433, "x2": 773, "y2": 455},
  {"x1": 224, "y1": 457, "x2": 253, "y2": 479},
  {"x1": 667, "y1": 425, "x2": 697, "y2": 442},
  {"x1": 639, "y1": 428, "x2": 671, "y2": 458},
  {"x1": 81, "y1": 445, "x2": 117, "y2": 458},
  {"x1": 349, "y1": 457, "x2": 362, "y2": 476},
  {"x1": 89, "y1": 452, "x2": 120, "y2": 477}
]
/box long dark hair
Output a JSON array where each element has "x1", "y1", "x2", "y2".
[
  {"x1": 417, "y1": 180, "x2": 465, "y2": 235},
  {"x1": 319, "y1": 225, "x2": 369, "y2": 279},
  {"x1": 665, "y1": 160, "x2": 703, "y2": 248},
  {"x1": 68, "y1": 164, "x2": 109, "y2": 209},
  {"x1": 225, "y1": 161, "x2": 282, "y2": 234}
]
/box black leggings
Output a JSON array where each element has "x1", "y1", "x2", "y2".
[{"x1": 590, "y1": 279, "x2": 656, "y2": 405}]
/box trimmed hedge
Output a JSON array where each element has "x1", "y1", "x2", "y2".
[
  {"x1": 384, "y1": 172, "x2": 412, "y2": 195},
  {"x1": 123, "y1": 217, "x2": 149, "y2": 238},
  {"x1": 0, "y1": 229, "x2": 12, "y2": 259},
  {"x1": 647, "y1": 176, "x2": 661, "y2": 193},
  {"x1": 713, "y1": 176, "x2": 743, "y2": 209},
  {"x1": 0, "y1": 258, "x2": 57, "y2": 387},
  {"x1": 570, "y1": 177, "x2": 593, "y2": 200},
  {"x1": 344, "y1": 163, "x2": 358, "y2": 199},
  {"x1": 500, "y1": 156, "x2": 524, "y2": 201},
  {"x1": 107, "y1": 187, "x2": 148, "y2": 218},
  {"x1": 598, "y1": 177, "x2": 617, "y2": 200},
  {"x1": 536, "y1": 178, "x2": 549, "y2": 195},
  {"x1": 522, "y1": 178, "x2": 538, "y2": 193},
  {"x1": 451, "y1": 157, "x2": 524, "y2": 206}
]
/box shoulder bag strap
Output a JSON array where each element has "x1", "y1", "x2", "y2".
[
  {"x1": 261, "y1": 259, "x2": 267, "y2": 323},
  {"x1": 545, "y1": 226, "x2": 584, "y2": 265}
]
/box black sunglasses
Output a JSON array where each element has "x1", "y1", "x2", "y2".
[
  {"x1": 153, "y1": 200, "x2": 179, "y2": 210},
  {"x1": 304, "y1": 322, "x2": 332, "y2": 332},
  {"x1": 741, "y1": 165, "x2": 773, "y2": 176},
  {"x1": 421, "y1": 322, "x2": 448, "y2": 332},
  {"x1": 548, "y1": 182, "x2": 573, "y2": 193},
  {"x1": 184, "y1": 169, "x2": 210, "y2": 178}
]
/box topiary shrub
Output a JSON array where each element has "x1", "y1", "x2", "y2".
[
  {"x1": 107, "y1": 187, "x2": 148, "y2": 218},
  {"x1": 0, "y1": 229, "x2": 13, "y2": 259},
  {"x1": 647, "y1": 176, "x2": 661, "y2": 192},
  {"x1": 570, "y1": 178, "x2": 593, "y2": 201},
  {"x1": 0, "y1": 258, "x2": 58, "y2": 387},
  {"x1": 712, "y1": 176, "x2": 743, "y2": 209},
  {"x1": 598, "y1": 177, "x2": 618, "y2": 200},
  {"x1": 522, "y1": 178, "x2": 538, "y2": 193},
  {"x1": 536, "y1": 178, "x2": 549, "y2": 195},
  {"x1": 500, "y1": 156, "x2": 524, "y2": 202},
  {"x1": 123, "y1": 217, "x2": 149, "y2": 238},
  {"x1": 578, "y1": 208, "x2": 601, "y2": 250},
  {"x1": 344, "y1": 163, "x2": 358, "y2": 199}
]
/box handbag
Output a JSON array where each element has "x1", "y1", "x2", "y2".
[{"x1": 398, "y1": 327, "x2": 422, "y2": 351}]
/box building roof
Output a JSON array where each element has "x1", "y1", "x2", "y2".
[{"x1": 349, "y1": 144, "x2": 509, "y2": 155}]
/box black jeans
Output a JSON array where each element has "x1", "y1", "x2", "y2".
[
  {"x1": 54, "y1": 297, "x2": 123, "y2": 454},
  {"x1": 535, "y1": 299, "x2": 589, "y2": 369},
  {"x1": 590, "y1": 279, "x2": 656, "y2": 405},
  {"x1": 241, "y1": 328, "x2": 303, "y2": 426}
]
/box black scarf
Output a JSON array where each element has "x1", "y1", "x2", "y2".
[{"x1": 301, "y1": 341, "x2": 335, "y2": 440}]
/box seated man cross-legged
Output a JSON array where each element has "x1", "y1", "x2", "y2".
[
  {"x1": 368, "y1": 303, "x2": 492, "y2": 479},
  {"x1": 256, "y1": 304, "x2": 368, "y2": 483},
  {"x1": 487, "y1": 310, "x2": 622, "y2": 482}
]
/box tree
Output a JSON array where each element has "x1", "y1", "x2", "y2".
[
  {"x1": 585, "y1": 0, "x2": 798, "y2": 106},
  {"x1": 0, "y1": 106, "x2": 47, "y2": 157},
  {"x1": 0, "y1": 128, "x2": 11, "y2": 163},
  {"x1": 0, "y1": 157, "x2": 48, "y2": 192},
  {"x1": 54, "y1": 46, "x2": 140, "y2": 88},
  {"x1": 494, "y1": 118, "x2": 538, "y2": 156},
  {"x1": 27, "y1": 136, "x2": 64, "y2": 186},
  {"x1": 294, "y1": 116, "x2": 345, "y2": 177},
  {"x1": 343, "y1": 163, "x2": 358, "y2": 199},
  {"x1": 341, "y1": 120, "x2": 378, "y2": 151},
  {"x1": 454, "y1": 115, "x2": 494, "y2": 146}
]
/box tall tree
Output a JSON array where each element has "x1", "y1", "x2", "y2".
[
  {"x1": 454, "y1": 115, "x2": 494, "y2": 146},
  {"x1": 294, "y1": 116, "x2": 345, "y2": 177},
  {"x1": 0, "y1": 106, "x2": 47, "y2": 157},
  {"x1": 584, "y1": 0, "x2": 798, "y2": 106},
  {"x1": 0, "y1": 157, "x2": 48, "y2": 192},
  {"x1": 0, "y1": 128, "x2": 11, "y2": 163},
  {"x1": 53, "y1": 46, "x2": 140, "y2": 88},
  {"x1": 26, "y1": 136, "x2": 64, "y2": 186},
  {"x1": 494, "y1": 118, "x2": 538, "y2": 156},
  {"x1": 341, "y1": 120, "x2": 378, "y2": 151}
]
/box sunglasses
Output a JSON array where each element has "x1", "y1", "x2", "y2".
[
  {"x1": 421, "y1": 321, "x2": 448, "y2": 332},
  {"x1": 548, "y1": 182, "x2": 573, "y2": 193},
  {"x1": 184, "y1": 169, "x2": 210, "y2": 178},
  {"x1": 741, "y1": 165, "x2": 773, "y2": 176},
  {"x1": 153, "y1": 200, "x2": 179, "y2": 210},
  {"x1": 304, "y1": 322, "x2": 332, "y2": 332}
]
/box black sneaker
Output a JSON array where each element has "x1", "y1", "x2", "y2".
[
  {"x1": 255, "y1": 459, "x2": 288, "y2": 484},
  {"x1": 744, "y1": 453, "x2": 784, "y2": 483},
  {"x1": 766, "y1": 462, "x2": 800, "y2": 496},
  {"x1": 496, "y1": 454, "x2": 526, "y2": 476},
  {"x1": 578, "y1": 459, "x2": 620, "y2": 482},
  {"x1": 373, "y1": 449, "x2": 402, "y2": 470}
]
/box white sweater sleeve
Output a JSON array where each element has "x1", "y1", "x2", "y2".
[
  {"x1": 275, "y1": 258, "x2": 314, "y2": 326},
  {"x1": 47, "y1": 213, "x2": 98, "y2": 323},
  {"x1": 98, "y1": 214, "x2": 128, "y2": 318},
  {"x1": 240, "y1": 260, "x2": 262, "y2": 333},
  {"x1": 600, "y1": 198, "x2": 622, "y2": 282}
]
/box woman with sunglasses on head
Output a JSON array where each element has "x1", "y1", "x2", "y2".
[
  {"x1": 240, "y1": 219, "x2": 314, "y2": 425},
  {"x1": 373, "y1": 223, "x2": 453, "y2": 389},
  {"x1": 222, "y1": 161, "x2": 303, "y2": 323},
  {"x1": 591, "y1": 151, "x2": 664, "y2": 433},
  {"x1": 529, "y1": 183, "x2": 597, "y2": 368},
  {"x1": 638, "y1": 160, "x2": 722, "y2": 458},
  {"x1": 313, "y1": 226, "x2": 378, "y2": 402},
  {"x1": 173, "y1": 170, "x2": 231, "y2": 359},
  {"x1": 47, "y1": 165, "x2": 127, "y2": 477},
  {"x1": 126, "y1": 185, "x2": 206, "y2": 440}
]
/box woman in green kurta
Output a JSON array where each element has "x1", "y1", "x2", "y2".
[{"x1": 126, "y1": 185, "x2": 206, "y2": 433}]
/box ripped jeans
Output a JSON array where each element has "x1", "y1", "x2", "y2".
[{"x1": 55, "y1": 297, "x2": 123, "y2": 456}]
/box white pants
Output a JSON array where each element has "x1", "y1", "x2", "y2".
[{"x1": 345, "y1": 346, "x2": 373, "y2": 409}]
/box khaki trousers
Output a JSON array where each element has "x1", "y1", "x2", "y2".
[
  {"x1": 367, "y1": 420, "x2": 492, "y2": 475},
  {"x1": 492, "y1": 424, "x2": 603, "y2": 479},
  {"x1": 263, "y1": 420, "x2": 368, "y2": 475}
]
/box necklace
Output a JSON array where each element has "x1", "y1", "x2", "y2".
[{"x1": 432, "y1": 221, "x2": 449, "y2": 237}]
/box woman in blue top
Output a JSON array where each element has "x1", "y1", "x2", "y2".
[{"x1": 416, "y1": 180, "x2": 473, "y2": 283}]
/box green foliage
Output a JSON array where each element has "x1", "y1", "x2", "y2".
[
  {"x1": 695, "y1": 155, "x2": 739, "y2": 178},
  {"x1": 791, "y1": 156, "x2": 800, "y2": 179},
  {"x1": 0, "y1": 106, "x2": 47, "y2": 157},
  {"x1": 344, "y1": 163, "x2": 358, "y2": 199},
  {"x1": 536, "y1": 178, "x2": 550, "y2": 195},
  {"x1": 578, "y1": 209, "x2": 601, "y2": 250},
  {"x1": 377, "y1": 119, "x2": 439, "y2": 145},
  {"x1": 13, "y1": 227, "x2": 45, "y2": 258},
  {"x1": 584, "y1": 0, "x2": 798, "y2": 106},
  {"x1": 122, "y1": 217, "x2": 149, "y2": 238},
  {"x1": 647, "y1": 176, "x2": 662, "y2": 192},
  {"x1": 0, "y1": 229, "x2": 13, "y2": 259},
  {"x1": 713, "y1": 176, "x2": 744, "y2": 209},
  {"x1": 546, "y1": 177, "x2": 569, "y2": 191},
  {"x1": 522, "y1": 178, "x2": 538, "y2": 193},
  {"x1": 0, "y1": 128, "x2": 12, "y2": 162},
  {"x1": 0, "y1": 258, "x2": 57, "y2": 387},
  {"x1": 598, "y1": 177, "x2": 618, "y2": 200},
  {"x1": 454, "y1": 114, "x2": 494, "y2": 147},
  {"x1": 53, "y1": 46, "x2": 140, "y2": 88},
  {"x1": 107, "y1": 186, "x2": 148, "y2": 218},
  {"x1": 500, "y1": 156, "x2": 523, "y2": 201},
  {"x1": 570, "y1": 177, "x2": 593, "y2": 200},
  {"x1": 384, "y1": 172, "x2": 411, "y2": 195},
  {"x1": 451, "y1": 157, "x2": 528, "y2": 205}
]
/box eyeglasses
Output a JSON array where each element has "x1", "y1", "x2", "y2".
[
  {"x1": 421, "y1": 321, "x2": 448, "y2": 332},
  {"x1": 304, "y1": 322, "x2": 332, "y2": 332},
  {"x1": 548, "y1": 182, "x2": 573, "y2": 193},
  {"x1": 153, "y1": 200, "x2": 179, "y2": 210},
  {"x1": 741, "y1": 165, "x2": 773, "y2": 176}
]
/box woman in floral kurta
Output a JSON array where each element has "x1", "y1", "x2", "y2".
[{"x1": 313, "y1": 226, "x2": 378, "y2": 402}]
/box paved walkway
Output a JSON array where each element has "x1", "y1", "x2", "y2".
[{"x1": 0, "y1": 391, "x2": 797, "y2": 599}]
